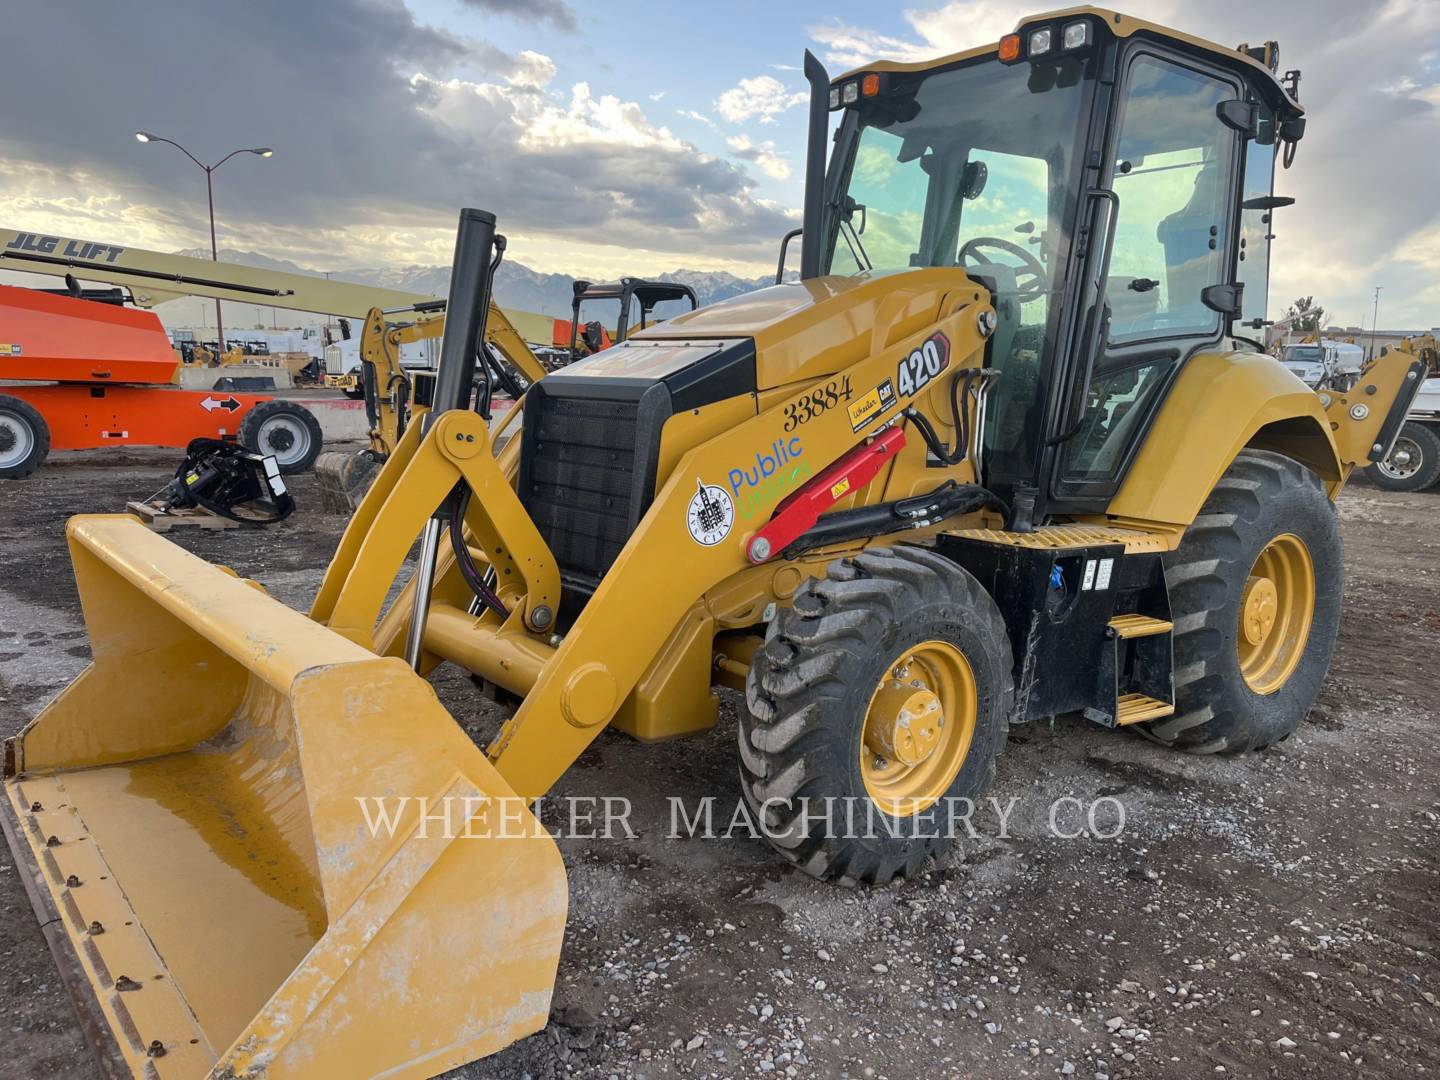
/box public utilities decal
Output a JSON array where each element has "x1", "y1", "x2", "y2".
[
  {"x1": 688, "y1": 437, "x2": 810, "y2": 544},
  {"x1": 686, "y1": 479, "x2": 735, "y2": 546},
  {"x1": 730, "y1": 437, "x2": 810, "y2": 521}
]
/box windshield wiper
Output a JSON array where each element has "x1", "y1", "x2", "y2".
[{"x1": 835, "y1": 196, "x2": 872, "y2": 271}]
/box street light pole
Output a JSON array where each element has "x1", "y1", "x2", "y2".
[
  {"x1": 135, "y1": 132, "x2": 273, "y2": 358},
  {"x1": 1370, "y1": 285, "x2": 1383, "y2": 361}
]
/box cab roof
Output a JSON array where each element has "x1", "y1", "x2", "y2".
[{"x1": 837, "y1": 6, "x2": 1303, "y2": 118}]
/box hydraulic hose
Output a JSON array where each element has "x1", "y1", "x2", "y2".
[
  {"x1": 449, "y1": 487, "x2": 509, "y2": 620},
  {"x1": 906, "y1": 367, "x2": 986, "y2": 465}
]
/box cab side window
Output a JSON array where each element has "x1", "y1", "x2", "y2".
[
  {"x1": 1058, "y1": 54, "x2": 1238, "y2": 485},
  {"x1": 1105, "y1": 56, "x2": 1237, "y2": 342}
]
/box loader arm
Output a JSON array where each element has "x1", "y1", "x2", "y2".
[{"x1": 441, "y1": 290, "x2": 991, "y2": 796}]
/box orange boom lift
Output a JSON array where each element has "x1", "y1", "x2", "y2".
[{"x1": 0, "y1": 284, "x2": 322, "y2": 477}]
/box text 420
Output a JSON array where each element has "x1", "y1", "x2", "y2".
[{"x1": 896, "y1": 333, "x2": 951, "y2": 397}]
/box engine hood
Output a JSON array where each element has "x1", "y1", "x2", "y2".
[{"x1": 631, "y1": 267, "x2": 985, "y2": 390}]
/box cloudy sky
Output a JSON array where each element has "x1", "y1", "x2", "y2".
[{"x1": 1, "y1": 0, "x2": 1437, "y2": 326}]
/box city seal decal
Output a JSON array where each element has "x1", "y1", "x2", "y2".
[{"x1": 686, "y1": 478, "x2": 735, "y2": 547}]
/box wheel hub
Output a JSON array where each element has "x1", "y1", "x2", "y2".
[
  {"x1": 1236, "y1": 533, "x2": 1316, "y2": 696},
  {"x1": 1240, "y1": 575, "x2": 1278, "y2": 646},
  {"x1": 0, "y1": 423, "x2": 15, "y2": 455},
  {"x1": 859, "y1": 641, "x2": 977, "y2": 816},
  {"x1": 864, "y1": 679, "x2": 944, "y2": 767},
  {"x1": 1380, "y1": 437, "x2": 1421, "y2": 480},
  {"x1": 267, "y1": 426, "x2": 296, "y2": 452}
]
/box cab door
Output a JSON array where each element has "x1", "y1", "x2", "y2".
[{"x1": 1045, "y1": 48, "x2": 1245, "y2": 509}]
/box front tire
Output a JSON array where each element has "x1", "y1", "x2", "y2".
[
  {"x1": 1364, "y1": 421, "x2": 1440, "y2": 492},
  {"x1": 0, "y1": 394, "x2": 50, "y2": 479},
  {"x1": 1145, "y1": 450, "x2": 1342, "y2": 754},
  {"x1": 741, "y1": 546, "x2": 1014, "y2": 885},
  {"x1": 240, "y1": 400, "x2": 324, "y2": 474}
]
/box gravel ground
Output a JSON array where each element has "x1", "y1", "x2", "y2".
[{"x1": 0, "y1": 447, "x2": 1436, "y2": 1080}]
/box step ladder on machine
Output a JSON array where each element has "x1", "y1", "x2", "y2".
[{"x1": 935, "y1": 525, "x2": 1177, "y2": 729}]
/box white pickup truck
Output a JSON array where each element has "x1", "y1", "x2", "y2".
[
  {"x1": 1368, "y1": 374, "x2": 1440, "y2": 492},
  {"x1": 1280, "y1": 341, "x2": 1365, "y2": 390}
]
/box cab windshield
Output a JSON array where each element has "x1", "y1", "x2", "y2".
[{"x1": 825, "y1": 52, "x2": 1090, "y2": 480}]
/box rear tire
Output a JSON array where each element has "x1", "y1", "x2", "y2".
[
  {"x1": 1364, "y1": 421, "x2": 1440, "y2": 492},
  {"x1": 0, "y1": 394, "x2": 50, "y2": 479},
  {"x1": 741, "y1": 545, "x2": 1013, "y2": 885},
  {"x1": 1145, "y1": 450, "x2": 1342, "y2": 754},
  {"x1": 240, "y1": 400, "x2": 323, "y2": 474}
]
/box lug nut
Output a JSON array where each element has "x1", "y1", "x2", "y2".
[
  {"x1": 66, "y1": 874, "x2": 82, "y2": 888},
  {"x1": 147, "y1": 1040, "x2": 166, "y2": 1058},
  {"x1": 88, "y1": 921, "x2": 104, "y2": 935},
  {"x1": 29, "y1": 801, "x2": 41, "y2": 812}
]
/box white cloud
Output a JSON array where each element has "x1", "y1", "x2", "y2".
[
  {"x1": 677, "y1": 108, "x2": 720, "y2": 131},
  {"x1": 648, "y1": 90, "x2": 666, "y2": 102},
  {"x1": 0, "y1": 0, "x2": 795, "y2": 279},
  {"x1": 810, "y1": 1, "x2": 1029, "y2": 68},
  {"x1": 504, "y1": 49, "x2": 556, "y2": 88},
  {"x1": 727, "y1": 135, "x2": 790, "y2": 180},
  {"x1": 715, "y1": 75, "x2": 807, "y2": 125}
]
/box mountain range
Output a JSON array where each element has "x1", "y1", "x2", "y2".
[{"x1": 168, "y1": 248, "x2": 778, "y2": 327}]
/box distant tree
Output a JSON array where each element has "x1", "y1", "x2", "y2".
[{"x1": 1284, "y1": 296, "x2": 1326, "y2": 332}]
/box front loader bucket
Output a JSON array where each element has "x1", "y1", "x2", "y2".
[
  {"x1": 1, "y1": 515, "x2": 566, "y2": 1079},
  {"x1": 315, "y1": 449, "x2": 384, "y2": 514}
]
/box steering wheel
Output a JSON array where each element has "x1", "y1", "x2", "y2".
[{"x1": 958, "y1": 236, "x2": 1047, "y2": 305}]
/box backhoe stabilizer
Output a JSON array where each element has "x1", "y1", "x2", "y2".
[
  {"x1": 1322, "y1": 347, "x2": 1428, "y2": 475},
  {"x1": 1, "y1": 515, "x2": 566, "y2": 1079}
]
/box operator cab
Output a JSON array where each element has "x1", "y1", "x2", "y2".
[
  {"x1": 818, "y1": 9, "x2": 1304, "y2": 526},
  {"x1": 567, "y1": 278, "x2": 698, "y2": 360}
]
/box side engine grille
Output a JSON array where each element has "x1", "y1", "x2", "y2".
[{"x1": 519, "y1": 385, "x2": 667, "y2": 593}]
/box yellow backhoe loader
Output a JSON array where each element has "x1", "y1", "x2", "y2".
[
  {"x1": 2, "y1": 8, "x2": 1428, "y2": 1079},
  {"x1": 313, "y1": 296, "x2": 551, "y2": 512}
]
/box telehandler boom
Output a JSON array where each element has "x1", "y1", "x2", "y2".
[{"x1": 1, "y1": 8, "x2": 1427, "y2": 1079}]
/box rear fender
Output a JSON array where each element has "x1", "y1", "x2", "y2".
[{"x1": 1107, "y1": 351, "x2": 1341, "y2": 527}]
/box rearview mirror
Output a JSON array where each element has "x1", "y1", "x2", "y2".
[
  {"x1": 1240, "y1": 195, "x2": 1295, "y2": 211},
  {"x1": 960, "y1": 160, "x2": 988, "y2": 200}
]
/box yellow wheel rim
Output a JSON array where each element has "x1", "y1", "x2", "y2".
[
  {"x1": 1237, "y1": 533, "x2": 1316, "y2": 695},
  {"x1": 860, "y1": 640, "x2": 977, "y2": 817}
]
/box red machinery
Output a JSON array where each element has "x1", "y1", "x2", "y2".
[{"x1": 0, "y1": 284, "x2": 321, "y2": 478}]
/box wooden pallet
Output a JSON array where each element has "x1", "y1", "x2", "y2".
[{"x1": 125, "y1": 501, "x2": 241, "y2": 532}]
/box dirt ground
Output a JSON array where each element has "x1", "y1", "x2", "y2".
[{"x1": 0, "y1": 447, "x2": 1435, "y2": 1080}]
